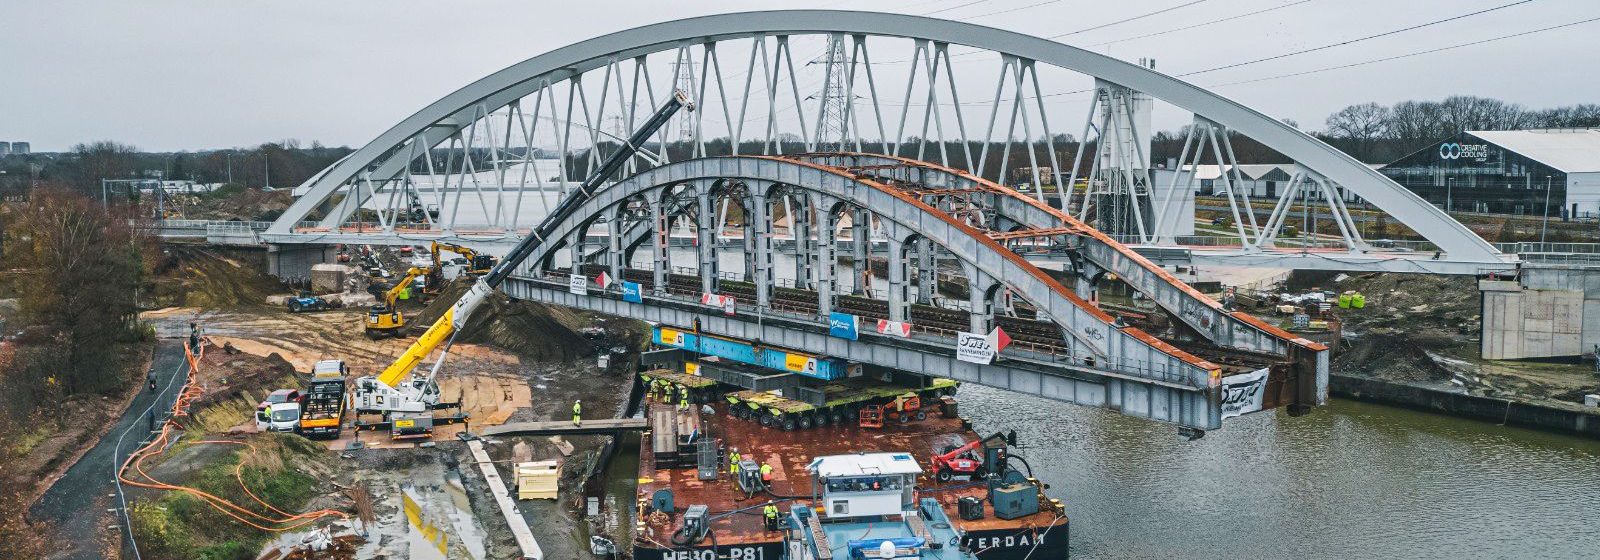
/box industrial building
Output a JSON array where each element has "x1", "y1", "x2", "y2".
[
  {"x1": 7, "y1": 141, "x2": 29, "y2": 155},
  {"x1": 0, "y1": 142, "x2": 10, "y2": 155},
  {"x1": 1380, "y1": 129, "x2": 1600, "y2": 218}
]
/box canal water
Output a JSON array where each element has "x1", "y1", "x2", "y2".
[{"x1": 960, "y1": 385, "x2": 1600, "y2": 559}]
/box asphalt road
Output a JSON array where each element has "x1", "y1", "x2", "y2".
[{"x1": 27, "y1": 340, "x2": 191, "y2": 560}]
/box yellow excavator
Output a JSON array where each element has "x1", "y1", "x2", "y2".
[
  {"x1": 364, "y1": 266, "x2": 428, "y2": 339},
  {"x1": 351, "y1": 90, "x2": 694, "y2": 438},
  {"x1": 426, "y1": 241, "x2": 498, "y2": 297},
  {"x1": 431, "y1": 241, "x2": 498, "y2": 276}
]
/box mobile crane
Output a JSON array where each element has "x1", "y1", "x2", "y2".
[
  {"x1": 351, "y1": 90, "x2": 694, "y2": 438},
  {"x1": 365, "y1": 266, "x2": 429, "y2": 338}
]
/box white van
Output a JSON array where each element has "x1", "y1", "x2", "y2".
[{"x1": 255, "y1": 401, "x2": 303, "y2": 433}]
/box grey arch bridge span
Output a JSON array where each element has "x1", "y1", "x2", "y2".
[
  {"x1": 268, "y1": 10, "x2": 1507, "y2": 273},
  {"x1": 501, "y1": 154, "x2": 1326, "y2": 432}
]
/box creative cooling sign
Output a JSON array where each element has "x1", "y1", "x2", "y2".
[
  {"x1": 1220, "y1": 367, "x2": 1269, "y2": 419},
  {"x1": 1438, "y1": 142, "x2": 1492, "y2": 163}
]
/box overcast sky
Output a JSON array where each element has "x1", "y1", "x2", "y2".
[{"x1": 3, "y1": 0, "x2": 1596, "y2": 152}]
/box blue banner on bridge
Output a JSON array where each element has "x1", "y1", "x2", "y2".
[
  {"x1": 828, "y1": 312, "x2": 860, "y2": 340},
  {"x1": 622, "y1": 281, "x2": 643, "y2": 303}
]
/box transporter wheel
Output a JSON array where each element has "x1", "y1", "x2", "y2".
[
  {"x1": 814, "y1": 411, "x2": 830, "y2": 427},
  {"x1": 781, "y1": 417, "x2": 797, "y2": 431},
  {"x1": 798, "y1": 415, "x2": 814, "y2": 430},
  {"x1": 759, "y1": 414, "x2": 773, "y2": 428},
  {"x1": 829, "y1": 409, "x2": 845, "y2": 425}
]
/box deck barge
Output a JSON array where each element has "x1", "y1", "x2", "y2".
[{"x1": 632, "y1": 391, "x2": 1069, "y2": 559}]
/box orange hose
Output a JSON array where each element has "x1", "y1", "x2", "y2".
[{"x1": 117, "y1": 339, "x2": 349, "y2": 534}]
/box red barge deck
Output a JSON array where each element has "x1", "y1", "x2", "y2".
[{"x1": 632, "y1": 396, "x2": 1069, "y2": 559}]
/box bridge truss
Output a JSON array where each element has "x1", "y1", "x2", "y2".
[
  {"x1": 267, "y1": 10, "x2": 1513, "y2": 274},
  {"x1": 498, "y1": 154, "x2": 1325, "y2": 432}
]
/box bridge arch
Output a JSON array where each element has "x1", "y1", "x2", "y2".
[
  {"x1": 517, "y1": 155, "x2": 1213, "y2": 381},
  {"x1": 270, "y1": 10, "x2": 1500, "y2": 266}
]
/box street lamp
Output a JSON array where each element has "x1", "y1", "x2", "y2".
[
  {"x1": 1445, "y1": 177, "x2": 1454, "y2": 213},
  {"x1": 1541, "y1": 175, "x2": 1553, "y2": 244}
]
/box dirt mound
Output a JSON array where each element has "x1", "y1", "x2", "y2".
[
  {"x1": 413, "y1": 278, "x2": 593, "y2": 361},
  {"x1": 192, "y1": 344, "x2": 300, "y2": 411},
  {"x1": 147, "y1": 246, "x2": 286, "y2": 309},
  {"x1": 186, "y1": 187, "x2": 294, "y2": 222},
  {"x1": 1334, "y1": 333, "x2": 1454, "y2": 383}
]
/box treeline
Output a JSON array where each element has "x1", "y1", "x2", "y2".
[
  {"x1": 1318, "y1": 96, "x2": 1600, "y2": 163},
  {"x1": 0, "y1": 140, "x2": 354, "y2": 196}
]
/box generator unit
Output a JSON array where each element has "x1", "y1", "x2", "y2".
[
  {"x1": 989, "y1": 483, "x2": 1041, "y2": 520},
  {"x1": 681, "y1": 504, "x2": 709, "y2": 544},
  {"x1": 958, "y1": 496, "x2": 985, "y2": 521}
]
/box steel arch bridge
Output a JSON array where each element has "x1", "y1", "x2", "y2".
[
  {"x1": 267, "y1": 9, "x2": 1512, "y2": 274},
  {"x1": 249, "y1": 9, "x2": 1432, "y2": 431},
  {"x1": 499, "y1": 153, "x2": 1326, "y2": 431}
]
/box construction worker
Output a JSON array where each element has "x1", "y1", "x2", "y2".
[
  {"x1": 678, "y1": 385, "x2": 690, "y2": 411},
  {"x1": 572, "y1": 399, "x2": 582, "y2": 426},
  {"x1": 759, "y1": 461, "x2": 774, "y2": 484},
  {"x1": 729, "y1": 448, "x2": 742, "y2": 476},
  {"x1": 188, "y1": 322, "x2": 201, "y2": 351},
  {"x1": 762, "y1": 501, "x2": 780, "y2": 531}
]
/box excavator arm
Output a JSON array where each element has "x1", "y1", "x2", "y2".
[
  {"x1": 379, "y1": 267, "x2": 428, "y2": 309},
  {"x1": 373, "y1": 90, "x2": 695, "y2": 388}
]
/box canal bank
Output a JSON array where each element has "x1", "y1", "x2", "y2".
[
  {"x1": 1331, "y1": 372, "x2": 1600, "y2": 439},
  {"x1": 958, "y1": 384, "x2": 1600, "y2": 559}
]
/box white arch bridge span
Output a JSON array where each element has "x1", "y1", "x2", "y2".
[
  {"x1": 501, "y1": 154, "x2": 1327, "y2": 432},
  {"x1": 267, "y1": 10, "x2": 1513, "y2": 275}
]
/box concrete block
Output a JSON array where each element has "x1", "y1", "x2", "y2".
[{"x1": 310, "y1": 264, "x2": 356, "y2": 294}]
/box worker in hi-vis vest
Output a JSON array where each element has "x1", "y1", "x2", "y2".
[
  {"x1": 762, "y1": 502, "x2": 780, "y2": 531},
  {"x1": 572, "y1": 399, "x2": 582, "y2": 426},
  {"x1": 678, "y1": 385, "x2": 689, "y2": 411},
  {"x1": 729, "y1": 448, "x2": 742, "y2": 475}
]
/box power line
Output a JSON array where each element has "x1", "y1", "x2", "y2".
[
  {"x1": 1178, "y1": 0, "x2": 1537, "y2": 77},
  {"x1": 924, "y1": 0, "x2": 995, "y2": 16},
  {"x1": 968, "y1": 0, "x2": 1068, "y2": 20},
  {"x1": 1207, "y1": 14, "x2": 1600, "y2": 88},
  {"x1": 1091, "y1": 0, "x2": 1316, "y2": 47},
  {"x1": 1048, "y1": 0, "x2": 1210, "y2": 39}
]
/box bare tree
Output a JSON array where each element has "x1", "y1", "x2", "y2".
[
  {"x1": 69, "y1": 141, "x2": 140, "y2": 193},
  {"x1": 1325, "y1": 102, "x2": 1392, "y2": 162}
]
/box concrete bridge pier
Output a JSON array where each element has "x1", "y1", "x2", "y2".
[{"x1": 267, "y1": 243, "x2": 336, "y2": 281}]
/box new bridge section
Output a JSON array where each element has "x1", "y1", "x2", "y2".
[{"x1": 498, "y1": 155, "x2": 1325, "y2": 432}]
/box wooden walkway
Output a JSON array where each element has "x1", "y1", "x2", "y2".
[{"x1": 481, "y1": 417, "x2": 647, "y2": 437}]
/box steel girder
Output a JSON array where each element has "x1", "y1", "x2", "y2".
[
  {"x1": 269, "y1": 10, "x2": 1501, "y2": 266},
  {"x1": 503, "y1": 279, "x2": 1219, "y2": 429}
]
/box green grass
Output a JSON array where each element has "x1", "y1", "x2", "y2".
[
  {"x1": 129, "y1": 433, "x2": 325, "y2": 559},
  {"x1": 5, "y1": 425, "x2": 54, "y2": 457}
]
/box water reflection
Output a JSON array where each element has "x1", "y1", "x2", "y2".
[{"x1": 959, "y1": 385, "x2": 1600, "y2": 559}]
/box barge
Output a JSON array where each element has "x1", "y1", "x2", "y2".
[{"x1": 632, "y1": 355, "x2": 1069, "y2": 559}]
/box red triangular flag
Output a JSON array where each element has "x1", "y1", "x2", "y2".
[
  {"x1": 595, "y1": 271, "x2": 612, "y2": 289},
  {"x1": 988, "y1": 327, "x2": 1012, "y2": 352}
]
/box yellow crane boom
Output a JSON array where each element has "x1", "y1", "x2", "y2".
[{"x1": 369, "y1": 90, "x2": 695, "y2": 389}]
